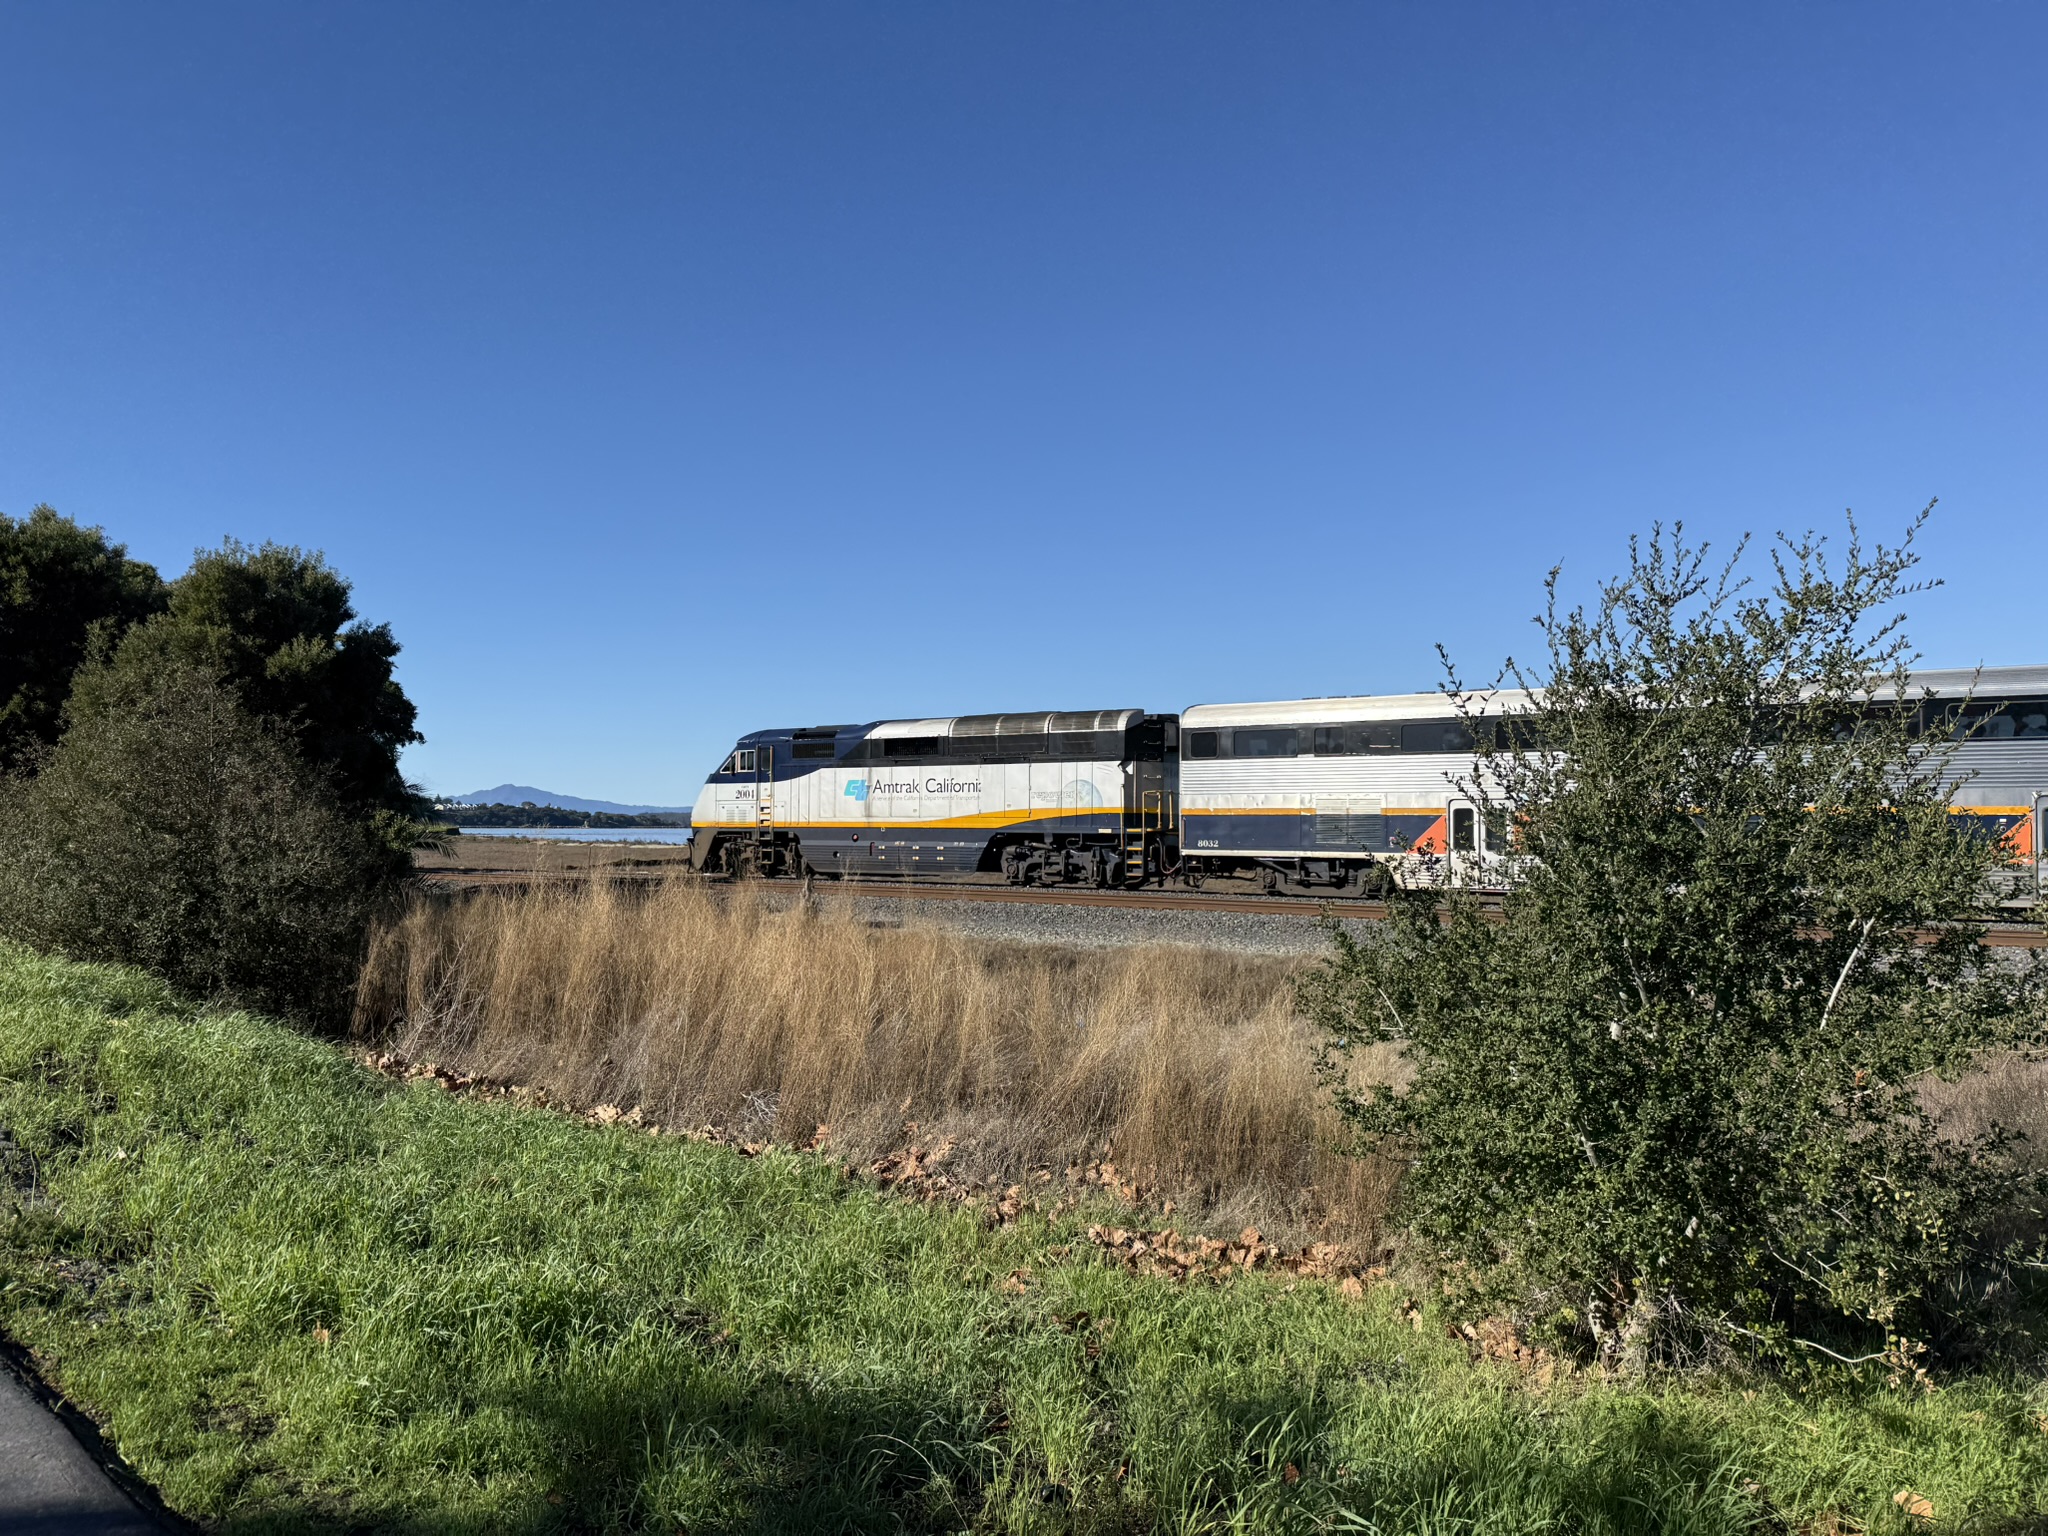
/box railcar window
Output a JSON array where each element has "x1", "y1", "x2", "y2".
[
  {"x1": 1948, "y1": 705, "x2": 2017, "y2": 741},
  {"x1": 1451, "y1": 806, "x2": 1476, "y2": 852},
  {"x1": 1232, "y1": 728, "x2": 1300, "y2": 758},
  {"x1": 1401, "y1": 722, "x2": 1475, "y2": 753},
  {"x1": 1484, "y1": 808, "x2": 1508, "y2": 853},
  {"x1": 1313, "y1": 723, "x2": 1403, "y2": 755},
  {"x1": 1312, "y1": 726, "x2": 1353, "y2": 755},
  {"x1": 1205, "y1": 719, "x2": 1510, "y2": 756},
  {"x1": 1361, "y1": 723, "x2": 1400, "y2": 752},
  {"x1": 1494, "y1": 719, "x2": 1548, "y2": 750},
  {"x1": 1958, "y1": 701, "x2": 2048, "y2": 738}
]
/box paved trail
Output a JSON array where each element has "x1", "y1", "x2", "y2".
[{"x1": 0, "y1": 1366, "x2": 165, "y2": 1534}]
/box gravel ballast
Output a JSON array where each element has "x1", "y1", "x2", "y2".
[{"x1": 840, "y1": 892, "x2": 1365, "y2": 955}]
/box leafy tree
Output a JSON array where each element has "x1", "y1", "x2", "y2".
[
  {"x1": 80, "y1": 539, "x2": 423, "y2": 818},
  {"x1": 1303, "y1": 513, "x2": 2048, "y2": 1370},
  {"x1": 0, "y1": 660, "x2": 394, "y2": 1024},
  {"x1": 0, "y1": 505, "x2": 166, "y2": 771}
]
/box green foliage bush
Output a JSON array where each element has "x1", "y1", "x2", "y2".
[
  {"x1": 0, "y1": 660, "x2": 397, "y2": 1023},
  {"x1": 1304, "y1": 515, "x2": 2048, "y2": 1369},
  {"x1": 86, "y1": 537, "x2": 423, "y2": 819},
  {"x1": 0, "y1": 504, "x2": 165, "y2": 771}
]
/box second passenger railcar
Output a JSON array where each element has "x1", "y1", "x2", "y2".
[
  {"x1": 1177, "y1": 689, "x2": 1527, "y2": 891},
  {"x1": 1177, "y1": 666, "x2": 2048, "y2": 895}
]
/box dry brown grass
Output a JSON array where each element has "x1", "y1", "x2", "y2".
[
  {"x1": 354, "y1": 878, "x2": 1402, "y2": 1246},
  {"x1": 1922, "y1": 1050, "x2": 2048, "y2": 1159}
]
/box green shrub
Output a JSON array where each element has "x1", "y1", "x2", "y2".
[
  {"x1": 91, "y1": 537, "x2": 424, "y2": 819},
  {"x1": 0, "y1": 504, "x2": 165, "y2": 771},
  {"x1": 0, "y1": 661, "x2": 398, "y2": 1023},
  {"x1": 1304, "y1": 515, "x2": 2048, "y2": 1369}
]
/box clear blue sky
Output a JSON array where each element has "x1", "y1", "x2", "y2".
[{"x1": 4, "y1": 4, "x2": 2043, "y2": 803}]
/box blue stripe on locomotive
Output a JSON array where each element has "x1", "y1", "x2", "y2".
[{"x1": 798, "y1": 811, "x2": 1125, "y2": 873}]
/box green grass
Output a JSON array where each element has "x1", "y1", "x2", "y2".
[{"x1": 2, "y1": 943, "x2": 2045, "y2": 1534}]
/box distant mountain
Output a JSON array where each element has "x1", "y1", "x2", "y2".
[{"x1": 449, "y1": 785, "x2": 694, "y2": 817}]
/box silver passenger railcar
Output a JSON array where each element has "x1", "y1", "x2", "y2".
[
  {"x1": 1177, "y1": 666, "x2": 2048, "y2": 897},
  {"x1": 1177, "y1": 689, "x2": 1527, "y2": 892}
]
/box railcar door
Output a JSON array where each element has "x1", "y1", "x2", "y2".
[
  {"x1": 2036, "y1": 791, "x2": 2046, "y2": 908},
  {"x1": 1446, "y1": 796, "x2": 1504, "y2": 886}
]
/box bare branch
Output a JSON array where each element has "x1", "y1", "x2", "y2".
[{"x1": 1819, "y1": 915, "x2": 1878, "y2": 1033}]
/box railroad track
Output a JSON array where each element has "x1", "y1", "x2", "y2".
[
  {"x1": 415, "y1": 866, "x2": 2048, "y2": 946},
  {"x1": 420, "y1": 866, "x2": 1393, "y2": 916}
]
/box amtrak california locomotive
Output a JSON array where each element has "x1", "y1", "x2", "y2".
[
  {"x1": 689, "y1": 666, "x2": 2048, "y2": 896},
  {"x1": 688, "y1": 711, "x2": 1178, "y2": 886}
]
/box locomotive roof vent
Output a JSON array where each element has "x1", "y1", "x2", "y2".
[{"x1": 947, "y1": 709, "x2": 1141, "y2": 738}]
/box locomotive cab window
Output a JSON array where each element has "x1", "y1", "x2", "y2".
[{"x1": 732, "y1": 749, "x2": 757, "y2": 773}]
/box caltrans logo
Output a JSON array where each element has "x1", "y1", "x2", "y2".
[{"x1": 845, "y1": 780, "x2": 868, "y2": 802}]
